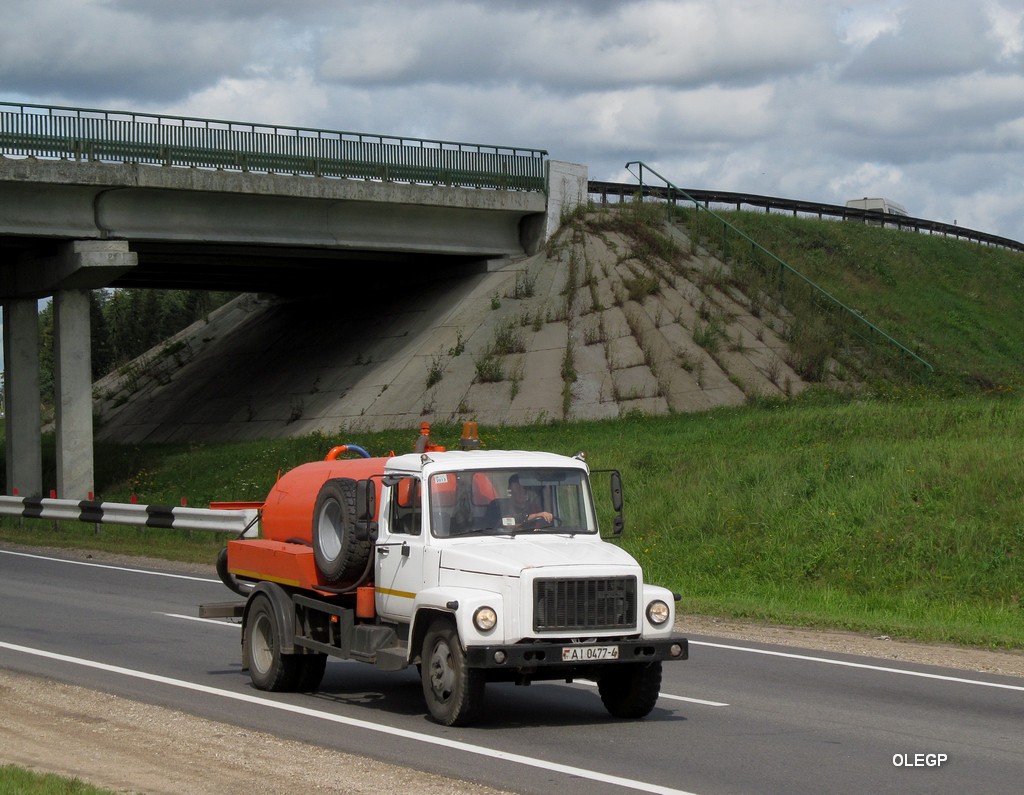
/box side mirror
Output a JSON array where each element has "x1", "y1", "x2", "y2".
[
  {"x1": 609, "y1": 470, "x2": 623, "y2": 513},
  {"x1": 609, "y1": 470, "x2": 624, "y2": 535},
  {"x1": 355, "y1": 479, "x2": 378, "y2": 541}
]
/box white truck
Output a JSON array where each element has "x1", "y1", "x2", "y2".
[{"x1": 202, "y1": 428, "x2": 688, "y2": 726}]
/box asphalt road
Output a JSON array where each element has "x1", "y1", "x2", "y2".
[{"x1": 1, "y1": 547, "x2": 1021, "y2": 795}]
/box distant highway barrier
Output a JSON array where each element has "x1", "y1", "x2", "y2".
[
  {"x1": 0, "y1": 495, "x2": 258, "y2": 535},
  {"x1": 589, "y1": 180, "x2": 1024, "y2": 253}
]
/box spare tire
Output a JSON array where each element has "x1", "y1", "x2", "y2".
[{"x1": 312, "y1": 478, "x2": 370, "y2": 583}]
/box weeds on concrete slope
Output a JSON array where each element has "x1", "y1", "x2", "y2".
[
  {"x1": 509, "y1": 359, "x2": 525, "y2": 401},
  {"x1": 447, "y1": 329, "x2": 466, "y2": 357},
  {"x1": 425, "y1": 352, "x2": 445, "y2": 388},
  {"x1": 491, "y1": 317, "x2": 526, "y2": 355},
  {"x1": 692, "y1": 316, "x2": 726, "y2": 354},
  {"x1": 474, "y1": 353, "x2": 504, "y2": 383},
  {"x1": 561, "y1": 342, "x2": 577, "y2": 419},
  {"x1": 622, "y1": 268, "x2": 660, "y2": 303},
  {"x1": 512, "y1": 269, "x2": 537, "y2": 299},
  {"x1": 587, "y1": 199, "x2": 686, "y2": 269},
  {"x1": 583, "y1": 315, "x2": 607, "y2": 346}
]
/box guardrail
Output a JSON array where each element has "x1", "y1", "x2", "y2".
[
  {"x1": 0, "y1": 495, "x2": 259, "y2": 535},
  {"x1": 612, "y1": 162, "x2": 933, "y2": 381},
  {"x1": 0, "y1": 101, "x2": 548, "y2": 192},
  {"x1": 589, "y1": 180, "x2": 1024, "y2": 253}
]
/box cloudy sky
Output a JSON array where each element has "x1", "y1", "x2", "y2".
[{"x1": 3, "y1": 0, "x2": 1024, "y2": 241}]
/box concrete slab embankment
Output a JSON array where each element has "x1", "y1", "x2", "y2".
[{"x1": 94, "y1": 214, "x2": 816, "y2": 443}]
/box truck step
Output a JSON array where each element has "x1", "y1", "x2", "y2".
[{"x1": 374, "y1": 646, "x2": 409, "y2": 672}]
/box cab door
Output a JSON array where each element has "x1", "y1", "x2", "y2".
[{"x1": 375, "y1": 476, "x2": 424, "y2": 622}]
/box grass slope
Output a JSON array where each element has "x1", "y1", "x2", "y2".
[{"x1": 719, "y1": 211, "x2": 1024, "y2": 391}]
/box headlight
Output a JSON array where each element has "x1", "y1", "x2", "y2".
[
  {"x1": 473, "y1": 606, "x2": 498, "y2": 632},
  {"x1": 646, "y1": 599, "x2": 670, "y2": 626}
]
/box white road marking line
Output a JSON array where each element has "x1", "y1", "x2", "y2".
[
  {"x1": 0, "y1": 641, "x2": 701, "y2": 795},
  {"x1": 571, "y1": 679, "x2": 729, "y2": 707},
  {"x1": 161, "y1": 613, "x2": 238, "y2": 627},
  {"x1": 690, "y1": 640, "x2": 1024, "y2": 692},
  {"x1": 0, "y1": 548, "x2": 219, "y2": 583},
  {"x1": 655, "y1": 692, "x2": 728, "y2": 707}
]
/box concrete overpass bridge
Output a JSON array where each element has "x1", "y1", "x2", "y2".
[{"x1": 0, "y1": 101, "x2": 586, "y2": 499}]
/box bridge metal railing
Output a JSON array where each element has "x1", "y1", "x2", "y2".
[
  {"x1": 623, "y1": 161, "x2": 933, "y2": 381},
  {"x1": 0, "y1": 101, "x2": 548, "y2": 192}
]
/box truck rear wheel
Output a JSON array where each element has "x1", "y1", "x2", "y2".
[
  {"x1": 421, "y1": 619, "x2": 484, "y2": 726},
  {"x1": 597, "y1": 661, "x2": 662, "y2": 719},
  {"x1": 312, "y1": 478, "x2": 370, "y2": 583},
  {"x1": 246, "y1": 593, "x2": 301, "y2": 691}
]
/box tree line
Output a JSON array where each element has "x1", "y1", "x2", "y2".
[{"x1": 37, "y1": 288, "x2": 236, "y2": 404}]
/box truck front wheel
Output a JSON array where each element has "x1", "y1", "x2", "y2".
[
  {"x1": 597, "y1": 661, "x2": 663, "y2": 719},
  {"x1": 421, "y1": 619, "x2": 484, "y2": 726}
]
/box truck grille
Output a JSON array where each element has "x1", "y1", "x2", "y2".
[{"x1": 533, "y1": 577, "x2": 637, "y2": 632}]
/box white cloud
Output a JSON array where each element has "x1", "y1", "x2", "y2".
[
  {"x1": 828, "y1": 163, "x2": 907, "y2": 205},
  {"x1": 986, "y1": 0, "x2": 1024, "y2": 61},
  {"x1": 318, "y1": 0, "x2": 838, "y2": 90},
  {"x1": 836, "y1": 3, "x2": 902, "y2": 49}
]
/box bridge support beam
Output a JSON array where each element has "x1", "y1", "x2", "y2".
[
  {"x1": 3, "y1": 298, "x2": 43, "y2": 498},
  {"x1": 51, "y1": 241, "x2": 136, "y2": 499},
  {"x1": 54, "y1": 288, "x2": 94, "y2": 499}
]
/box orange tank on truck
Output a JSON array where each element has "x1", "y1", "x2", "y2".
[{"x1": 201, "y1": 423, "x2": 688, "y2": 727}]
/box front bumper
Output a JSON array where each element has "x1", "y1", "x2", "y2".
[{"x1": 465, "y1": 635, "x2": 688, "y2": 670}]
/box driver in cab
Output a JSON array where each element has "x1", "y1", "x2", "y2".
[{"x1": 484, "y1": 474, "x2": 553, "y2": 530}]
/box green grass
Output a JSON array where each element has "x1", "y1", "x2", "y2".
[
  {"x1": 717, "y1": 211, "x2": 1024, "y2": 391},
  {"x1": 3, "y1": 395, "x2": 1022, "y2": 648},
  {"x1": 0, "y1": 766, "x2": 112, "y2": 795}
]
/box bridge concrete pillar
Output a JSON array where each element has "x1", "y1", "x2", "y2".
[
  {"x1": 50, "y1": 240, "x2": 135, "y2": 499},
  {"x1": 54, "y1": 288, "x2": 94, "y2": 499},
  {"x1": 2, "y1": 298, "x2": 43, "y2": 497}
]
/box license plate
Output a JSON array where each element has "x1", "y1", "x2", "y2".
[{"x1": 562, "y1": 644, "x2": 619, "y2": 662}]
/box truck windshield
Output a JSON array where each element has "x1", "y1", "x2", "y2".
[{"x1": 428, "y1": 468, "x2": 596, "y2": 537}]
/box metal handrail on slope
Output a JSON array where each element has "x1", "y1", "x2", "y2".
[
  {"x1": 624, "y1": 161, "x2": 933, "y2": 379},
  {"x1": 0, "y1": 101, "x2": 548, "y2": 192}
]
